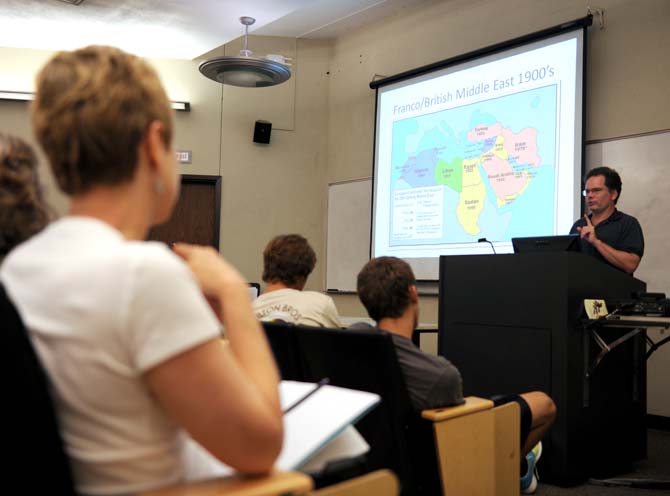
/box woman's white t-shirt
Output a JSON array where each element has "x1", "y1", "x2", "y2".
[{"x1": 0, "y1": 217, "x2": 227, "y2": 495}]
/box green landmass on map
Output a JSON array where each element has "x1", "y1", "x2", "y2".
[{"x1": 435, "y1": 157, "x2": 463, "y2": 192}]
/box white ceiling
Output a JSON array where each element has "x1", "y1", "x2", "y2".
[{"x1": 0, "y1": 0, "x2": 428, "y2": 59}]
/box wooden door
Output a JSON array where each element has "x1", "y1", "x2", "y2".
[{"x1": 148, "y1": 175, "x2": 221, "y2": 249}]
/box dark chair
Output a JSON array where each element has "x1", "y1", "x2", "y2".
[
  {"x1": 0, "y1": 283, "x2": 77, "y2": 494},
  {"x1": 263, "y1": 322, "x2": 441, "y2": 495},
  {"x1": 262, "y1": 321, "x2": 306, "y2": 381},
  {"x1": 262, "y1": 322, "x2": 521, "y2": 496}
]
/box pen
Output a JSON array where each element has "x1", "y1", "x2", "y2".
[{"x1": 283, "y1": 378, "x2": 330, "y2": 414}]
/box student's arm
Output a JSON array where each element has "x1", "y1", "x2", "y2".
[
  {"x1": 145, "y1": 339, "x2": 282, "y2": 473},
  {"x1": 424, "y1": 362, "x2": 465, "y2": 409},
  {"x1": 145, "y1": 244, "x2": 282, "y2": 473}
]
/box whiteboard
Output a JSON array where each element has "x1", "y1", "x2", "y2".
[
  {"x1": 585, "y1": 130, "x2": 670, "y2": 294},
  {"x1": 325, "y1": 130, "x2": 670, "y2": 294},
  {"x1": 586, "y1": 129, "x2": 670, "y2": 418},
  {"x1": 326, "y1": 178, "x2": 372, "y2": 291}
]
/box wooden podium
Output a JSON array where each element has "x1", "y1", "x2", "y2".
[{"x1": 438, "y1": 252, "x2": 646, "y2": 485}]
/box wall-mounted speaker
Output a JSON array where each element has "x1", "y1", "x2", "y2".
[{"x1": 253, "y1": 120, "x2": 272, "y2": 144}]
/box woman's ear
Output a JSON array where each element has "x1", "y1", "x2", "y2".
[{"x1": 143, "y1": 120, "x2": 167, "y2": 173}]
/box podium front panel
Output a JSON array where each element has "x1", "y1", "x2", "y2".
[{"x1": 438, "y1": 253, "x2": 646, "y2": 485}]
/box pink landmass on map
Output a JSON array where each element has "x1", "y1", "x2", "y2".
[
  {"x1": 467, "y1": 123, "x2": 541, "y2": 167},
  {"x1": 502, "y1": 127, "x2": 540, "y2": 166},
  {"x1": 467, "y1": 123, "x2": 503, "y2": 141},
  {"x1": 481, "y1": 154, "x2": 529, "y2": 199},
  {"x1": 466, "y1": 122, "x2": 542, "y2": 200}
]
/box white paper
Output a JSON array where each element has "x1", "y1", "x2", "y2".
[{"x1": 276, "y1": 381, "x2": 379, "y2": 470}]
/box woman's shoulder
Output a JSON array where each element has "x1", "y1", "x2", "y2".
[{"x1": 123, "y1": 241, "x2": 192, "y2": 282}]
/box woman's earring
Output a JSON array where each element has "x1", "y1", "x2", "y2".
[{"x1": 153, "y1": 177, "x2": 164, "y2": 194}]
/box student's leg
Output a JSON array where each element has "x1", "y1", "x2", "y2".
[
  {"x1": 491, "y1": 392, "x2": 556, "y2": 457},
  {"x1": 519, "y1": 391, "x2": 556, "y2": 456}
]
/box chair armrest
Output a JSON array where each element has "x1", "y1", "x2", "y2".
[
  {"x1": 420, "y1": 397, "x2": 520, "y2": 496},
  {"x1": 309, "y1": 469, "x2": 399, "y2": 495},
  {"x1": 422, "y1": 397, "x2": 496, "y2": 495},
  {"x1": 421, "y1": 396, "x2": 494, "y2": 422},
  {"x1": 138, "y1": 470, "x2": 313, "y2": 496}
]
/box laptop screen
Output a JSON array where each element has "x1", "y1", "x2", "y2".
[
  {"x1": 248, "y1": 283, "x2": 261, "y2": 300},
  {"x1": 511, "y1": 234, "x2": 580, "y2": 254}
]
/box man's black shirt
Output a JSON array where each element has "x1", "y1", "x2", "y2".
[{"x1": 569, "y1": 209, "x2": 644, "y2": 271}]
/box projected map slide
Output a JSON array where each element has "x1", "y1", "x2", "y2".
[
  {"x1": 373, "y1": 32, "x2": 582, "y2": 269},
  {"x1": 391, "y1": 85, "x2": 556, "y2": 246}
]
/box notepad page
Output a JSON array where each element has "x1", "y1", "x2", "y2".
[{"x1": 276, "y1": 381, "x2": 380, "y2": 470}]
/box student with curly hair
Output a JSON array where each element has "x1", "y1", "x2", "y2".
[
  {"x1": 0, "y1": 133, "x2": 50, "y2": 261},
  {"x1": 253, "y1": 234, "x2": 342, "y2": 327}
]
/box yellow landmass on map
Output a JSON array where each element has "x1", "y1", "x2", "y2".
[
  {"x1": 456, "y1": 157, "x2": 486, "y2": 235},
  {"x1": 493, "y1": 134, "x2": 509, "y2": 160}
]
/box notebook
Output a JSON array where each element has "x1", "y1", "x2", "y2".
[
  {"x1": 180, "y1": 380, "x2": 379, "y2": 477},
  {"x1": 276, "y1": 380, "x2": 379, "y2": 470}
]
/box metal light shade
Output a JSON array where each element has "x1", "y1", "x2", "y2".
[
  {"x1": 198, "y1": 56, "x2": 291, "y2": 87},
  {"x1": 199, "y1": 16, "x2": 291, "y2": 88}
]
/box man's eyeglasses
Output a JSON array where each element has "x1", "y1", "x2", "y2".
[{"x1": 582, "y1": 187, "x2": 605, "y2": 197}]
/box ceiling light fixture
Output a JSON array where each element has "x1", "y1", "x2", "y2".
[
  {"x1": 0, "y1": 91, "x2": 33, "y2": 101},
  {"x1": 198, "y1": 16, "x2": 291, "y2": 88}
]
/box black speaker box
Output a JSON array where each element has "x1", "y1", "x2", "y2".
[{"x1": 253, "y1": 120, "x2": 272, "y2": 144}]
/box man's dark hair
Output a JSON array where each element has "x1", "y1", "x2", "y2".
[
  {"x1": 262, "y1": 234, "x2": 316, "y2": 286},
  {"x1": 587, "y1": 167, "x2": 622, "y2": 204},
  {"x1": 357, "y1": 256, "x2": 416, "y2": 321}
]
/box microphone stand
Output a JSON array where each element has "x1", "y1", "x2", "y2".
[{"x1": 478, "y1": 237, "x2": 496, "y2": 254}]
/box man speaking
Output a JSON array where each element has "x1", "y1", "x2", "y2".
[{"x1": 570, "y1": 167, "x2": 644, "y2": 274}]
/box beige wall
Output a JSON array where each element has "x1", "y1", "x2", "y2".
[
  {"x1": 0, "y1": 47, "x2": 66, "y2": 213},
  {"x1": 0, "y1": 38, "x2": 331, "y2": 291},
  {"x1": 326, "y1": 0, "x2": 669, "y2": 187},
  {"x1": 0, "y1": 46, "x2": 222, "y2": 215},
  {"x1": 326, "y1": 0, "x2": 670, "y2": 414},
  {"x1": 215, "y1": 38, "x2": 331, "y2": 287}
]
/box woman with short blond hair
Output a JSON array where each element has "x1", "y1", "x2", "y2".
[{"x1": 1, "y1": 45, "x2": 282, "y2": 495}]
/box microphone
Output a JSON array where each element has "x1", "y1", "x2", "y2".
[{"x1": 478, "y1": 237, "x2": 496, "y2": 254}]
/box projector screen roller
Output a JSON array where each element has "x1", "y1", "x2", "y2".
[{"x1": 371, "y1": 23, "x2": 587, "y2": 280}]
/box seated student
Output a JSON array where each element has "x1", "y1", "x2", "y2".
[
  {"x1": 355, "y1": 256, "x2": 557, "y2": 494},
  {"x1": 0, "y1": 133, "x2": 50, "y2": 262},
  {"x1": 254, "y1": 234, "x2": 342, "y2": 327},
  {"x1": 0, "y1": 45, "x2": 282, "y2": 495}
]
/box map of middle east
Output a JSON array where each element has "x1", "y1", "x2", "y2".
[{"x1": 390, "y1": 85, "x2": 557, "y2": 246}]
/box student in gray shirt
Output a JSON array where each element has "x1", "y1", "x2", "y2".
[{"x1": 355, "y1": 256, "x2": 557, "y2": 494}]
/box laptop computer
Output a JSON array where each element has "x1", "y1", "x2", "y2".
[
  {"x1": 248, "y1": 282, "x2": 261, "y2": 300},
  {"x1": 511, "y1": 234, "x2": 580, "y2": 254}
]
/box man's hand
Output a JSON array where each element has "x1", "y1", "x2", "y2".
[
  {"x1": 576, "y1": 215, "x2": 598, "y2": 245},
  {"x1": 575, "y1": 216, "x2": 641, "y2": 273}
]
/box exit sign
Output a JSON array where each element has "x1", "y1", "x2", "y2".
[{"x1": 176, "y1": 150, "x2": 192, "y2": 164}]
